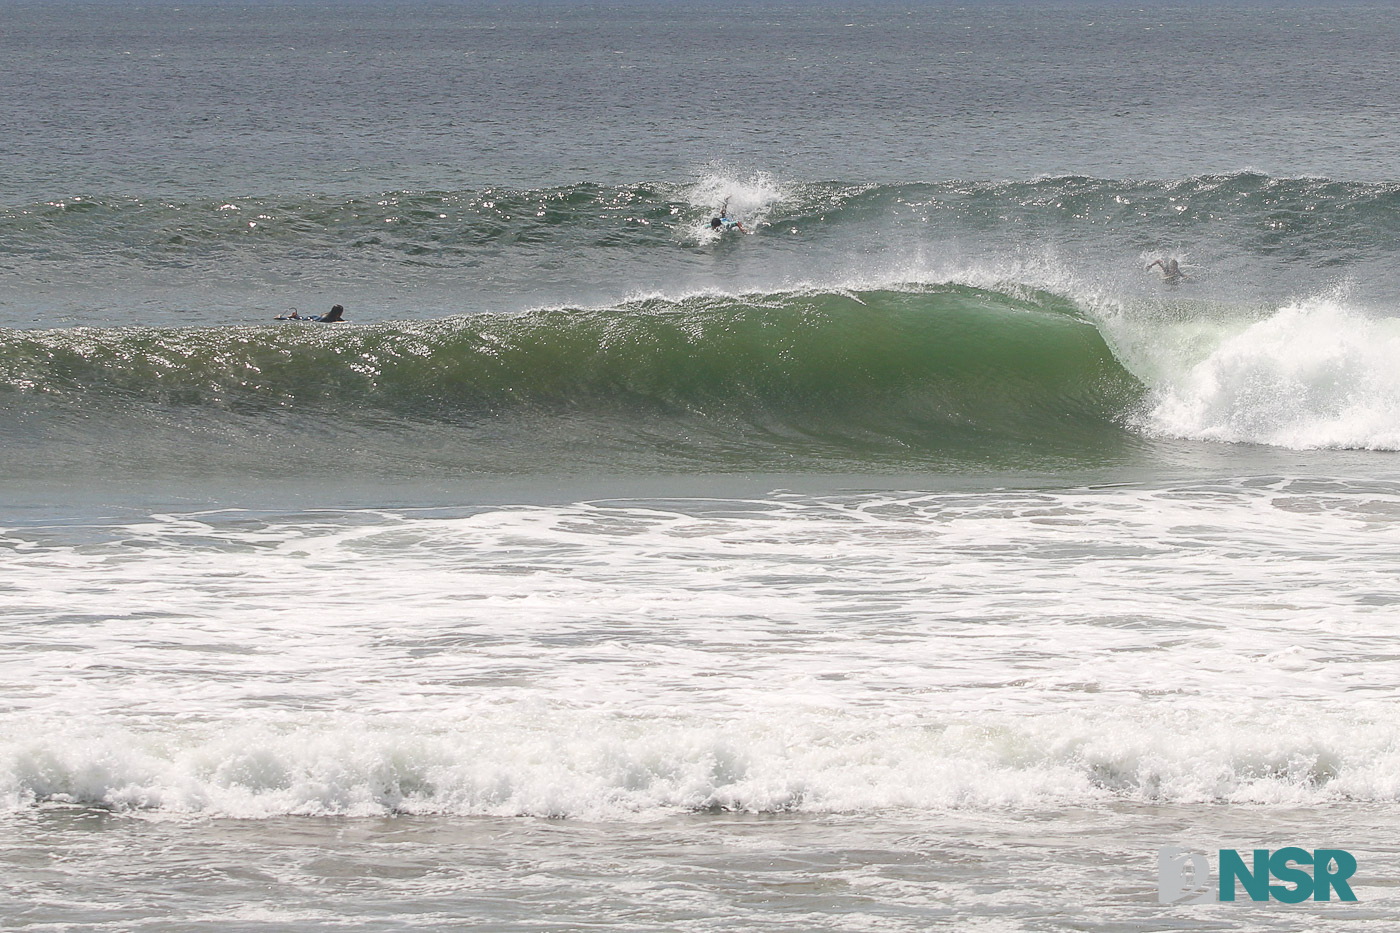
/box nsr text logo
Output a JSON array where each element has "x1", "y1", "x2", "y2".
[{"x1": 1158, "y1": 847, "x2": 1357, "y2": 904}]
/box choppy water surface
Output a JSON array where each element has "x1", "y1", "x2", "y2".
[{"x1": 6, "y1": 1, "x2": 1400, "y2": 929}]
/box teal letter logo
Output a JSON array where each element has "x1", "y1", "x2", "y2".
[
  {"x1": 1219, "y1": 849, "x2": 1269, "y2": 902},
  {"x1": 1217, "y1": 848, "x2": 1357, "y2": 903},
  {"x1": 1268, "y1": 848, "x2": 1314, "y2": 903},
  {"x1": 1315, "y1": 850, "x2": 1358, "y2": 902}
]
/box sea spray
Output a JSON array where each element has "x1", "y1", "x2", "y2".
[{"x1": 1144, "y1": 297, "x2": 1400, "y2": 449}]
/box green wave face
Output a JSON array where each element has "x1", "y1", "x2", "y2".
[{"x1": 0, "y1": 286, "x2": 1145, "y2": 475}]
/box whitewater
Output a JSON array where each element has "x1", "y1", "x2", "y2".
[{"x1": 6, "y1": 1, "x2": 1400, "y2": 930}]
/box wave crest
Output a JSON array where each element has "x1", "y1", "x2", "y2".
[
  {"x1": 1142, "y1": 297, "x2": 1400, "y2": 450},
  {"x1": 3, "y1": 708, "x2": 1387, "y2": 819},
  {"x1": 0, "y1": 285, "x2": 1143, "y2": 473}
]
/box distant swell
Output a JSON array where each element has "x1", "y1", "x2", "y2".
[{"x1": 7, "y1": 173, "x2": 1400, "y2": 267}]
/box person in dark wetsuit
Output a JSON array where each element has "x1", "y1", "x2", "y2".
[
  {"x1": 1147, "y1": 258, "x2": 1187, "y2": 283},
  {"x1": 277, "y1": 304, "x2": 346, "y2": 322}
]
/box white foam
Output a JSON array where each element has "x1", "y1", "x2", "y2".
[
  {"x1": 682, "y1": 167, "x2": 787, "y2": 241},
  {"x1": 4, "y1": 483, "x2": 1400, "y2": 819},
  {"x1": 1141, "y1": 297, "x2": 1400, "y2": 450},
  {"x1": 1, "y1": 704, "x2": 1395, "y2": 820}
]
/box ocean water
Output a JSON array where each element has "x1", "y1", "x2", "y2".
[{"x1": 5, "y1": 1, "x2": 1400, "y2": 929}]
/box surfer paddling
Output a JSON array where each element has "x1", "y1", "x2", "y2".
[
  {"x1": 276, "y1": 304, "x2": 346, "y2": 322},
  {"x1": 709, "y1": 199, "x2": 748, "y2": 234}
]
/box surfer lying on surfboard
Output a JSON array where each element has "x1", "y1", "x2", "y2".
[
  {"x1": 709, "y1": 199, "x2": 748, "y2": 234},
  {"x1": 276, "y1": 304, "x2": 346, "y2": 322}
]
